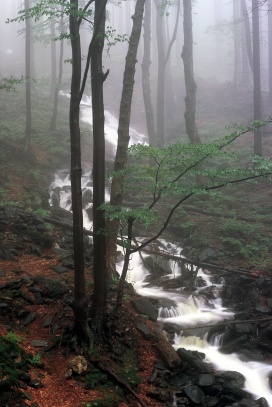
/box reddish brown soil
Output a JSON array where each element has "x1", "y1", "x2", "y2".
[{"x1": 0, "y1": 249, "x2": 165, "y2": 407}]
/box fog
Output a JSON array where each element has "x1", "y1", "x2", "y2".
[{"x1": 1, "y1": 0, "x2": 272, "y2": 144}]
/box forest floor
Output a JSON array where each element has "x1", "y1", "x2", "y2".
[
  {"x1": 0, "y1": 247, "x2": 165, "y2": 407},
  {"x1": 1, "y1": 82, "x2": 272, "y2": 407}
]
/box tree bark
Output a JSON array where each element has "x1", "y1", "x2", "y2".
[
  {"x1": 181, "y1": 0, "x2": 201, "y2": 145},
  {"x1": 50, "y1": 6, "x2": 64, "y2": 132},
  {"x1": 24, "y1": 0, "x2": 32, "y2": 155},
  {"x1": 69, "y1": 0, "x2": 89, "y2": 342},
  {"x1": 241, "y1": 0, "x2": 254, "y2": 73},
  {"x1": 269, "y1": 0, "x2": 272, "y2": 104},
  {"x1": 89, "y1": 0, "x2": 108, "y2": 335},
  {"x1": 50, "y1": 6, "x2": 57, "y2": 99},
  {"x1": 141, "y1": 0, "x2": 156, "y2": 146},
  {"x1": 252, "y1": 0, "x2": 262, "y2": 155},
  {"x1": 106, "y1": 0, "x2": 145, "y2": 280},
  {"x1": 154, "y1": 0, "x2": 165, "y2": 147}
]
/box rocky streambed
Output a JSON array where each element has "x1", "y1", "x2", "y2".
[{"x1": 0, "y1": 205, "x2": 272, "y2": 406}]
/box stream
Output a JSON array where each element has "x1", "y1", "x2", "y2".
[{"x1": 49, "y1": 97, "x2": 272, "y2": 405}]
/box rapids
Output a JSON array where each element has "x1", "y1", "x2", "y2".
[{"x1": 49, "y1": 95, "x2": 272, "y2": 405}]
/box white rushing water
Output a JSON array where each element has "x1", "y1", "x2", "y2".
[{"x1": 49, "y1": 98, "x2": 272, "y2": 405}]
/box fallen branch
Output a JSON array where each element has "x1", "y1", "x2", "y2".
[
  {"x1": 179, "y1": 316, "x2": 272, "y2": 331},
  {"x1": 86, "y1": 353, "x2": 148, "y2": 407},
  {"x1": 33, "y1": 211, "x2": 265, "y2": 278}
]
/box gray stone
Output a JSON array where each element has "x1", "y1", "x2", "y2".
[
  {"x1": 183, "y1": 384, "x2": 206, "y2": 404},
  {"x1": 42, "y1": 315, "x2": 54, "y2": 328},
  {"x1": 30, "y1": 340, "x2": 48, "y2": 348},
  {"x1": 136, "y1": 322, "x2": 152, "y2": 339},
  {"x1": 23, "y1": 311, "x2": 37, "y2": 325},
  {"x1": 131, "y1": 297, "x2": 158, "y2": 321},
  {"x1": 197, "y1": 373, "x2": 215, "y2": 387},
  {"x1": 28, "y1": 379, "x2": 43, "y2": 388}
]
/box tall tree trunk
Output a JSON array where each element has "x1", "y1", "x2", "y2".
[
  {"x1": 89, "y1": 0, "x2": 108, "y2": 335},
  {"x1": 252, "y1": 0, "x2": 262, "y2": 155},
  {"x1": 69, "y1": 0, "x2": 90, "y2": 342},
  {"x1": 164, "y1": 1, "x2": 180, "y2": 138},
  {"x1": 154, "y1": 0, "x2": 165, "y2": 147},
  {"x1": 241, "y1": 0, "x2": 254, "y2": 73},
  {"x1": 142, "y1": 0, "x2": 156, "y2": 145},
  {"x1": 240, "y1": 0, "x2": 251, "y2": 88},
  {"x1": 233, "y1": 0, "x2": 241, "y2": 91},
  {"x1": 50, "y1": 7, "x2": 64, "y2": 132},
  {"x1": 181, "y1": 0, "x2": 201, "y2": 144},
  {"x1": 268, "y1": 0, "x2": 272, "y2": 104},
  {"x1": 24, "y1": 0, "x2": 32, "y2": 154},
  {"x1": 50, "y1": 6, "x2": 57, "y2": 99},
  {"x1": 106, "y1": 0, "x2": 145, "y2": 281}
]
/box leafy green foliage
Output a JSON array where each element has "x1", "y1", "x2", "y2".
[
  {"x1": 0, "y1": 76, "x2": 25, "y2": 92},
  {"x1": 219, "y1": 219, "x2": 270, "y2": 260},
  {"x1": 105, "y1": 123, "x2": 272, "y2": 242},
  {"x1": 0, "y1": 332, "x2": 27, "y2": 388},
  {"x1": 28, "y1": 353, "x2": 44, "y2": 367}
]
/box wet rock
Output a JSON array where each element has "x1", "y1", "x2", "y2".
[
  {"x1": 22, "y1": 311, "x2": 37, "y2": 326},
  {"x1": 28, "y1": 379, "x2": 43, "y2": 388},
  {"x1": 220, "y1": 334, "x2": 249, "y2": 354},
  {"x1": 33, "y1": 292, "x2": 44, "y2": 304},
  {"x1": 0, "y1": 303, "x2": 9, "y2": 315},
  {"x1": 219, "y1": 370, "x2": 245, "y2": 388},
  {"x1": 234, "y1": 322, "x2": 254, "y2": 334},
  {"x1": 19, "y1": 290, "x2": 34, "y2": 304},
  {"x1": 61, "y1": 257, "x2": 74, "y2": 269},
  {"x1": 0, "y1": 279, "x2": 22, "y2": 290},
  {"x1": 33, "y1": 277, "x2": 70, "y2": 299},
  {"x1": 23, "y1": 391, "x2": 34, "y2": 400},
  {"x1": 231, "y1": 399, "x2": 262, "y2": 407},
  {"x1": 143, "y1": 255, "x2": 173, "y2": 279},
  {"x1": 257, "y1": 397, "x2": 269, "y2": 407},
  {"x1": 51, "y1": 265, "x2": 69, "y2": 274},
  {"x1": 255, "y1": 304, "x2": 270, "y2": 313},
  {"x1": 136, "y1": 322, "x2": 152, "y2": 339},
  {"x1": 196, "y1": 373, "x2": 215, "y2": 387},
  {"x1": 131, "y1": 297, "x2": 158, "y2": 321},
  {"x1": 30, "y1": 340, "x2": 48, "y2": 348},
  {"x1": 183, "y1": 384, "x2": 206, "y2": 404},
  {"x1": 17, "y1": 308, "x2": 29, "y2": 318},
  {"x1": 169, "y1": 373, "x2": 193, "y2": 388}
]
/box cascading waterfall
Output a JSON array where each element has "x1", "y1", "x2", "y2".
[{"x1": 49, "y1": 96, "x2": 272, "y2": 405}]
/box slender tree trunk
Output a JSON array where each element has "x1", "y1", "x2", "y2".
[
  {"x1": 241, "y1": 0, "x2": 254, "y2": 73},
  {"x1": 252, "y1": 0, "x2": 262, "y2": 155},
  {"x1": 240, "y1": 0, "x2": 251, "y2": 88},
  {"x1": 154, "y1": 0, "x2": 165, "y2": 147},
  {"x1": 268, "y1": 0, "x2": 272, "y2": 104},
  {"x1": 89, "y1": 0, "x2": 108, "y2": 335},
  {"x1": 164, "y1": 0, "x2": 180, "y2": 138},
  {"x1": 142, "y1": 0, "x2": 156, "y2": 145},
  {"x1": 69, "y1": 0, "x2": 90, "y2": 342},
  {"x1": 233, "y1": 0, "x2": 241, "y2": 91},
  {"x1": 106, "y1": 0, "x2": 145, "y2": 280},
  {"x1": 181, "y1": 0, "x2": 201, "y2": 144},
  {"x1": 24, "y1": 0, "x2": 32, "y2": 154},
  {"x1": 50, "y1": 6, "x2": 57, "y2": 99},
  {"x1": 50, "y1": 7, "x2": 64, "y2": 132}
]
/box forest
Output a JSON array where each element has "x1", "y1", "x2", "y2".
[{"x1": 1, "y1": 0, "x2": 272, "y2": 406}]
